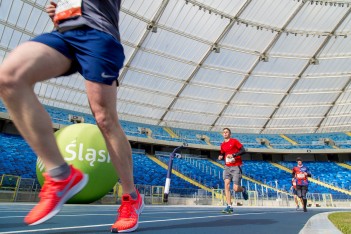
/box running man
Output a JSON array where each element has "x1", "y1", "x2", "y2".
[
  {"x1": 218, "y1": 128, "x2": 248, "y2": 213},
  {"x1": 290, "y1": 178, "x2": 303, "y2": 210},
  {"x1": 0, "y1": 1, "x2": 143, "y2": 232},
  {"x1": 292, "y1": 157, "x2": 311, "y2": 212}
]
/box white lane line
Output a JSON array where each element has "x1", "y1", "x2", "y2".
[
  {"x1": 0, "y1": 210, "x2": 240, "y2": 219},
  {"x1": 0, "y1": 211, "x2": 296, "y2": 233}
]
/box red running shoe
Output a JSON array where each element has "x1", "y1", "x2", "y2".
[
  {"x1": 111, "y1": 190, "x2": 144, "y2": 233},
  {"x1": 24, "y1": 165, "x2": 88, "y2": 225}
]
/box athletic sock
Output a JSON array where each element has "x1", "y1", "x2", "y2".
[
  {"x1": 130, "y1": 191, "x2": 138, "y2": 200},
  {"x1": 47, "y1": 163, "x2": 71, "y2": 181}
]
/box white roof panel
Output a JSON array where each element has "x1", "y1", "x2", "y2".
[
  {"x1": 223, "y1": 105, "x2": 276, "y2": 117},
  {"x1": 2, "y1": 0, "x2": 351, "y2": 133},
  {"x1": 204, "y1": 48, "x2": 258, "y2": 72},
  {"x1": 159, "y1": 0, "x2": 230, "y2": 41},
  {"x1": 241, "y1": 76, "x2": 294, "y2": 92},
  {"x1": 130, "y1": 50, "x2": 196, "y2": 79},
  {"x1": 142, "y1": 28, "x2": 209, "y2": 61},
  {"x1": 221, "y1": 23, "x2": 276, "y2": 53},
  {"x1": 253, "y1": 57, "x2": 307, "y2": 76},
  {"x1": 192, "y1": 68, "x2": 245, "y2": 89}
]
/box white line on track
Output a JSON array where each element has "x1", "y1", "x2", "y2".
[
  {"x1": 0, "y1": 211, "x2": 297, "y2": 233},
  {"x1": 0, "y1": 211, "x2": 223, "y2": 219}
]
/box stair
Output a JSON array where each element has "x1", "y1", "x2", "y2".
[
  {"x1": 270, "y1": 162, "x2": 351, "y2": 196},
  {"x1": 280, "y1": 134, "x2": 298, "y2": 145},
  {"x1": 147, "y1": 154, "x2": 211, "y2": 192},
  {"x1": 336, "y1": 162, "x2": 351, "y2": 171},
  {"x1": 163, "y1": 127, "x2": 178, "y2": 138},
  {"x1": 147, "y1": 154, "x2": 225, "y2": 200}
]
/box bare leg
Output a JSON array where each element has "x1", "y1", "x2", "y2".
[
  {"x1": 0, "y1": 42, "x2": 71, "y2": 170},
  {"x1": 85, "y1": 80, "x2": 135, "y2": 194},
  {"x1": 224, "y1": 179, "x2": 232, "y2": 205},
  {"x1": 294, "y1": 195, "x2": 299, "y2": 206},
  {"x1": 233, "y1": 184, "x2": 244, "y2": 192}
]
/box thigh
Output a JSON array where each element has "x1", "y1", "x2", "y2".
[
  {"x1": 296, "y1": 185, "x2": 302, "y2": 197},
  {"x1": 293, "y1": 189, "x2": 297, "y2": 195},
  {"x1": 223, "y1": 167, "x2": 233, "y2": 181},
  {"x1": 1, "y1": 40, "x2": 71, "y2": 84}
]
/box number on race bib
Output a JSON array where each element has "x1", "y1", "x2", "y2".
[
  {"x1": 225, "y1": 157, "x2": 235, "y2": 164},
  {"x1": 296, "y1": 173, "x2": 306, "y2": 179},
  {"x1": 54, "y1": 0, "x2": 82, "y2": 24}
]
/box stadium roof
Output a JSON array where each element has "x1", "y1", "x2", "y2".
[{"x1": 1, "y1": 0, "x2": 351, "y2": 134}]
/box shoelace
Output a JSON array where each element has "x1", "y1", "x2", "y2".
[
  {"x1": 39, "y1": 178, "x2": 58, "y2": 199},
  {"x1": 118, "y1": 201, "x2": 136, "y2": 219}
]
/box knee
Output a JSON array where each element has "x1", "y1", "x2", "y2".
[
  {"x1": 94, "y1": 111, "x2": 118, "y2": 134},
  {"x1": 233, "y1": 184, "x2": 239, "y2": 192},
  {"x1": 0, "y1": 72, "x2": 16, "y2": 99},
  {"x1": 0, "y1": 68, "x2": 27, "y2": 99}
]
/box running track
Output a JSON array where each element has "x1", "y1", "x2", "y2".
[{"x1": 0, "y1": 204, "x2": 345, "y2": 233}]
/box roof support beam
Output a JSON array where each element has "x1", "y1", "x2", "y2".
[
  {"x1": 315, "y1": 77, "x2": 351, "y2": 132},
  {"x1": 260, "y1": 6, "x2": 351, "y2": 133},
  {"x1": 211, "y1": 1, "x2": 307, "y2": 131},
  {"x1": 158, "y1": 0, "x2": 253, "y2": 127},
  {"x1": 117, "y1": 0, "x2": 171, "y2": 84}
]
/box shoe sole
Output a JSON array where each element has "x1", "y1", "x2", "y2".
[
  {"x1": 111, "y1": 195, "x2": 145, "y2": 233},
  {"x1": 221, "y1": 210, "x2": 233, "y2": 214},
  {"x1": 29, "y1": 173, "x2": 89, "y2": 226}
]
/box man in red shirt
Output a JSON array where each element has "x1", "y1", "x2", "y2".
[{"x1": 218, "y1": 128, "x2": 248, "y2": 213}]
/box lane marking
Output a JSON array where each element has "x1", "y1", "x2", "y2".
[
  {"x1": 0, "y1": 210, "x2": 294, "y2": 219},
  {"x1": 0, "y1": 211, "x2": 227, "y2": 219},
  {"x1": 0, "y1": 211, "x2": 297, "y2": 233}
]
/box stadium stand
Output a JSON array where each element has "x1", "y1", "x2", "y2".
[
  {"x1": 0, "y1": 102, "x2": 351, "y2": 150},
  {"x1": 279, "y1": 161, "x2": 351, "y2": 191},
  {"x1": 132, "y1": 150, "x2": 198, "y2": 190},
  {"x1": 285, "y1": 134, "x2": 333, "y2": 149},
  {"x1": 1, "y1": 101, "x2": 351, "y2": 199},
  {"x1": 0, "y1": 133, "x2": 37, "y2": 179}
]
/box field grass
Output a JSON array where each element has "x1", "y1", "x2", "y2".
[{"x1": 328, "y1": 212, "x2": 351, "y2": 234}]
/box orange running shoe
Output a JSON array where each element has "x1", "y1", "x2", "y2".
[
  {"x1": 24, "y1": 165, "x2": 88, "y2": 225},
  {"x1": 111, "y1": 190, "x2": 144, "y2": 233}
]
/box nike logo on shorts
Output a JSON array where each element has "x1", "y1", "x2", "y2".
[{"x1": 101, "y1": 72, "x2": 115, "y2": 78}]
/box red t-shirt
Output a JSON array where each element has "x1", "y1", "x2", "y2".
[{"x1": 220, "y1": 138, "x2": 243, "y2": 167}]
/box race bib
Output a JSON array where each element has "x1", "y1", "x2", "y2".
[
  {"x1": 54, "y1": 0, "x2": 82, "y2": 24},
  {"x1": 225, "y1": 156, "x2": 235, "y2": 164},
  {"x1": 296, "y1": 173, "x2": 306, "y2": 179}
]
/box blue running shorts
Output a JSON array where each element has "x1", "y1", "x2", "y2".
[{"x1": 31, "y1": 26, "x2": 125, "y2": 86}]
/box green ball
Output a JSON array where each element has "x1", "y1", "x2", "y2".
[{"x1": 36, "y1": 123, "x2": 118, "y2": 204}]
